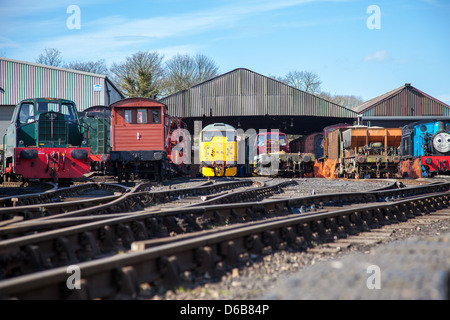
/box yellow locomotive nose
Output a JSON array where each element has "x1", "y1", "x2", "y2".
[{"x1": 200, "y1": 123, "x2": 238, "y2": 177}]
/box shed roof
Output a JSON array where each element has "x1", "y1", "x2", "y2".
[
  {"x1": 0, "y1": 57, "x2": 124, "y2": 110},
  {"x1": 353, "y1": 83, "x2": 450, "y2": 115},
  {"x1": 161, "y1": 68, "x2": 358, "y2": 119}
]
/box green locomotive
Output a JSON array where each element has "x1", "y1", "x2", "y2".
[{"x1": 1, "y1": 98, "x2": 91, "y2": 185}]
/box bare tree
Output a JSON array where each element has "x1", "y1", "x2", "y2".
[
  {"x1": 36, "y1": 48, "x2": 63, "y2": 67},
  {"x1": 267, "y1": 74, "x2": 285, "y2": 82},
  {"x1": 283, "y1": 71, "x2": 305, "y2": 90},
  {"x1": 164, "y1": 54, "x2": 196, "y2": 94},
  {"x1": 163, "y1": 53, "x2": 219, "y2": 96},
  {"x1": 283, "y1": 70, "x2": 322, "y2": 94},
  {"x1": 110, "y1": 51, "x2": 165, "y2": 98},
  {"x1": 272, "y1": 70, "x2": 322, "y2": 95},
  {"x1": 271, "y1": 70, "x2": 363, "y2": 108},
  {"x1": 194, "y1": 54, "x2": 219, "y2": 83},
  {"x1": 318, "y1": 91, "x2": 364, "y2": 109},
  {"x1": 64, "y1": 59, "x2": 108, "y2": 75},
  {"x1": 301, "y1": 71, "x2": 322, "y2": 94}
]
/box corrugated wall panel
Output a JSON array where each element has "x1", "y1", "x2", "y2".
[
  {"x1": 306, "y1": 94, "x2": 314, "y2": 116},
  {"x1": 164, "y1": 91, "x2": 182, "y2": 117},
  {"x1": 362, "y1": 109, "x2": 375, "y2": 117},
  {"x1": 160, "y1": 68, "x2": 358, "y2": 119},
  {"x1": 189, "y1": 86, "x2": 202, "y2": 117},
  {"x1": 0, "y1": 58, "x2": 123, "y2": 111},
  {"x1": 367, "y1": 86, "x2": 447, "y2": 117}
]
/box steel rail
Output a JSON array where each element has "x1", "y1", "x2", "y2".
[
  {"x1": 0, "y1": 179, "x2": 273, "y2": 237},
  {"x1": 0, "y1": 193, "x2": 123, "y2": 222},
  {"x1": 0, "y1": 181, "x2": 448, "y2": 282},
  {"x1": 0, "y1": 180, "x2": 294, "y2": 238},
  {"x1": 0, "y1": 180, "x2": 253, "y2": 226},
  {"x1": 0, "y1": 189, "x2": 449, "y2": 299},
  {"x1": 0, "y1": 183, "x2": 125, "y2": 208},
  {"x1": 131, "y1": 179, "x2": 255, "y2": 202},
  {"x1": 188, "y1": 180, "x2": 297, "y2": 206}
]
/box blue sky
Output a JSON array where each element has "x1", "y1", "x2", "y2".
[{"x1": 1, "y1": 0, "x2": 449, "y2": 104}]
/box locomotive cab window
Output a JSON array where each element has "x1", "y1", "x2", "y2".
[
  {"x1": 202, "y1": 131, "x2": 221, "y2": 142},
  {"x1": 202, "y1": 130, "x2": 235, "y2": 142},
  {"x1": 61, "y1": 103, "x2": 77, "y2": 122},
  {"x1": 18, "y1": 103, "x2": 34, "y2": 124},
  {"x1": 279, "y1": 135, "x2": 287, "y2": 146},
  {"x1": 226, "y1": 131, "x2": 236, "y2": 141},
  {"x1": 37, "y1": 102, "x2": 59, "y2": 113},
  {"x1": 257, "y1": 135, "x2": 265, "y2": 146},
  {"x1": 137, "y1": 109, "x2": 147, "y2": 124}
]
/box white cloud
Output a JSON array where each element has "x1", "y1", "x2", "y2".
[
  {"x1": 17, "y1": 0, "x2": 321, "y2": 63},
  {"x1": 0, "y1": 36, "x2": 19, "y2": 49},
  {"x1": 4, "y1": 0, "x2": 346, "y2": 64},
  {"x1": 364, "y1": 50, "x2": 391, "y2": 62}
]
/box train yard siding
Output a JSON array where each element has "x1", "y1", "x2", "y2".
[
  {"x1": 144, "y1": 177, "x2": 450, "y2": 300},
  {"x1": 2, "y1": 176, "x2": 450, "y2": 300},
  {"x1": 151, "y1": 206, "x2": 450, "y2": 300}
]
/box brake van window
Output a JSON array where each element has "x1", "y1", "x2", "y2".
[
  {"x1": 151, "y1": 109, "x2": 160, "y2": 124},
  {"x1": 124, "y1": 110, "x2": 132, "y2": 123},
  {"x1": 137, "y1": 109, "x2": 147, "y2": 124}
]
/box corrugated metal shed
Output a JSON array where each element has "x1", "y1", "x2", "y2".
[
  {"x1": 160, "y1": 68, "x2": 358, "y2": 119},
  {"x1": 354, "y1": 83, "x2": 450, "y2": 117},
  {"x1": 0, "y1": 57, "x2": 124, "y2": 111}
]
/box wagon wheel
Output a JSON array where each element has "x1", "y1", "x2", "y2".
[
  {"x1": 161, "y1": 160, "x2": 169, "y2": 181},
  {"x1": 334, "y1": 166, "x2": 340, "y2": 178},
  {"x1": 354, "y1": 166, "x2": 360, "y2": 179}
]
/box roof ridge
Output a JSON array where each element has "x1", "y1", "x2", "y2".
[
  {"x1": 161, "y1": 68, "x2": 358, "y2": 115},
  {"x1": 353, "y1": 85, "x2": 406, "y2": 113},
  {"x1": 0, "y1": 56, "x2": 107, "y2": 78}
]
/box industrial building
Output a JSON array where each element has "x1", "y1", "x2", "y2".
[
  {"x1": 0, "y1": 57, "x2": 124, "y2": 135},
  {"x1": 160, "y1": 68, "x2": 358, "y2": 135},
  {"x1": 355, "y1": 83, "x2": 450, "y2": 128},
  {"x1": 3, "y1": 58, "x2": 449, "y2": 140}
]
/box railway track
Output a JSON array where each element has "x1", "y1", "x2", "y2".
[
  {"x1": 1, "y1": 180, "x2": 450, "y2": 299},
  {"x1": 0, "y1": 183, "x2": 130, "y2": 225},
  {"x1": 0, "y1": 182, "x2": 127, "y2": 207},
  {"x1": 0, "y1": 178, "x2": 295, "y2": 233},
  {"x1": 0, "y1": 179, "x2": 263, "y2": 235},
  {"x1": 0, "y1": 179, "x2": 297, "y2": 280}
]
